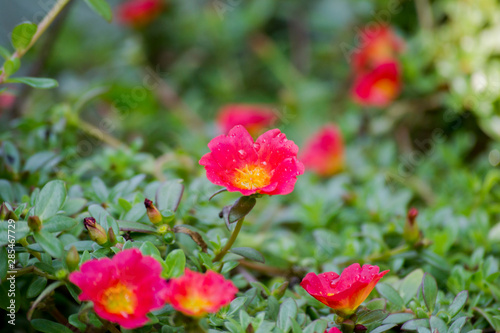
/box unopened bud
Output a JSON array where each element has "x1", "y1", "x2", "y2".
[
  {"x1": 84, "y1": 217, "x2": 108, "y2": 245},
  {"x1": 404, "y1": 207, "x2": 420, "y2": 244},
  {"x1": 271, "y1": 281, "x2": 289, "y2": 300},
  {"x1": 7, "y1": 210, "x2": 18, "y2": 221},
  {"x1": 144, "y1": 198, "x2": 162, "y2": 225},
  {"x1": 0, "y1": 203, "x2": 10, "y2": 220},
  {"x1": 28, "y1": 215, "x2": 42, "y2": 232},
  {"x1": 108, "y1": 227, "x2": 117, "y2": 246},
  {"x1": 66, "y1": 245, "x2": 80, "y2": 272}
]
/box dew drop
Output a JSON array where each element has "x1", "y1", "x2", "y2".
[
  {"x1": 261, "y1": 161, "x2": 267, "y2": 166},
  {"x1": 329, "y1": 276, "x2": 341, "y2": 288},
  {"x1": 253, "y1": 143, "x2": 261, "y2": 150},
  {"x1": 238, "y1": 149, "x2": 247, "y2": 159}
]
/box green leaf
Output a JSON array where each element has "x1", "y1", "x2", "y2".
[
  {"x1": 303, "y1": 320, "x2": 328, "y2": 333},
  {"x1": 140, "y1": 241, "x2": 161, "y2": 257},
  {"x1": 4, "y1": 58, "x2": 20, "y2": 76},
  {"x1": 0, "y1": 221, "x2": 29, "y2": 247},
  {"x1": 43, "y1": 215, "x2": 78, "y2": 233},
  {"x1": 34, "y1": 180, "x2": 66, "y2": 221},
  {"x1": 0, "y1": 45, "x2": 10, "y2": 59},
  {"x1": 11, "y1": 22, "x2": 37, "y2": 52},
  {"x1": 230, "y1": 247, "x2": 265, "y2": 263},
  {"x1": 227, "y1": 296, "x2": 248, "y2": 316},
  {"x1": 227, "y1": 196, "x2": 257, "y2": 225},
  {"x1": 357, "y1": 309, "x2": 388, "y2": 325},
  {"x1": 165, "y1": 249, "x2": 186, "y2": 278},
  {"x1": 84, "y1": 0, "x2": 113, "y2": 22},
  {"x1": 430, "y1": 316, "x2": 447, "y2": 333},
  {"x1": 23, "y1": 151, "x2": 58, "y2": 173},
  {"x1": 7, "y1": 77, "x2": 58, "y2": 89},
  {"x1": 401, "y1": 319, "x2": 430, "y2": 331},
  {"x1": 2, "y1": 141, "x2": 21, "y2": 174},
  {"x1": 31, "y1": 319, "x2": 73, "y2": 333},
  {"x1": 156, "y1": 179, "x2": 184, "y2": 212},
  {"x1": 421, "y1": 273, "x2": 438, "y2": 313},
  {"x1": 366, "y1": 298, "x2": 387, "y2": 310},
  {"x1": 0, "y1": 179, "x2": 14, "y2": 203},
  {"x1": 383, "y1": 313, "x2": 415, "y2": 324},
  {"x1": 277, "y1": 298, "x2": 298, "y2": 333},
  {"x1": 118, "y1": 220, "x2": 157, "y2": 233},
  {"x1": 370, "y1": 324, "x2": 397, "y2": 333},
  {"x1": 26, "y1": 277, "x2": 48, "y2": 298},
  {"x1": 400, "y1": 269, "x2": 424, "y2": 305},
  {"x1": 33, "y1": 230, "x2": 64, "y2": 258},
  {"x1": 376, "y1": 283, "x2": 404, "y2": 310},
  {"x1": 92, "y1": 177, "x2": 108, "y2": 202},
  {"x1": 448, "y1": 317, "x2": 467, "y2": 333},
  {"x1": 448, "y1": 291, "x2": 468, "y2": 318}
]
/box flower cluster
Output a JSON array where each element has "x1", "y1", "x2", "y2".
[
  {"x1": 300, "y1": 124, "x2": 345, "y2": 177},
  {"x1": 301, "y1": 263, "x2": 389, "y2": 317},
  {"x1": 351, "y1": 26, "x2": 404, "y2": 107},
  {"x1": 69, "y1": 249, "x2": 237, "y2": 329},
  {"x1": 217, "y1": 104, "x2": 277, "y2": 137},
  {"x1": 200, "y1": 125, "x2": 304, "y2": 196}
]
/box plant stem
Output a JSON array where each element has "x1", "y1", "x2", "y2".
[
  {"x1": 0, "y1": 0, "x2": 73, "y2": 84},
  {"x1": 213, "y1": 218, "x2": 244, "y2": 263},
  {"x1": 19, "y1": 238, "x2": 42, "y2": 261},
  {"x1": 77, "y1": 119, "x2": 125, "y2": 148}
]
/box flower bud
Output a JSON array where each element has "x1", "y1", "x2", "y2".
[
  {"x1": 28, "y1": 215, "x2": 42, "y2": 232},
  {"x1": 66, "y1": 245, "x2": 80, "y2": 272},
  {"x1": 107, "y1": 227, "x2": 117, "y2": 246},
  {"x1": 0, "y1": 203, "x2": 10, "y2": 220},
  {"x1": 271, "y1": 281, "x2": 289, "y2": 300},
  {"x1": 403, "y1": 207, "x2": 420, "y2": 244},
  {"x1": 83, "y1": 217, "x2": 108, "y2": 245},
  {"x1": 144, "y1": 198, "x2": 162, "y2": 225}
]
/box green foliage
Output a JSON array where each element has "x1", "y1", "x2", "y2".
[{"x1": 1, "y1": 0, "x2": 499, "y2": 332}]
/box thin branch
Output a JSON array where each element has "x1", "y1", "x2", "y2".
[{"x1": 0, "y1": 0, "x2": 73, "y2": 84}]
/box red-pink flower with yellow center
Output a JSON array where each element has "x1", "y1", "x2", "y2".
[
  {"x1": 300, "y1": 264, "x2": 389, "y2": 317},
  {"x1": 200, "y1": 125, "x2": 305, "y2": 196},
  {"x1": 164, "y1": 269, "x2": 238, "y2": 317},
  {"x1": 352, "y1": 25, "x2": 404, "y2": 72},
  {"x1": 69, "y1": 249, "x2": 168, "y2": 329},
  {"x1": 300, "y1": 124, "x2": 345, "y2": 177},
  {"x1": 217, "y1": 104, "x2": 278, "y2": 137},
  {"x1": 352, "y1": 62, "x2": 401, "y2": 107},
  {"x1": 117, "y1": 0, "x2": 163, "y2": 27}
]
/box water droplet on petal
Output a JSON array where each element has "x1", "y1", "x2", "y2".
[
  {"x1": 238, "y1": 149, "x2": 247, "y2": 159},
  {"x1": 261, "y1": 161, "x2": 267, "y2": 166},
  {"x1": 253, "y1": 143, "x2": 261, "y2": 150}
]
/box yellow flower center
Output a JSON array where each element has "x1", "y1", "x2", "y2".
[
  {"x1": 233, "y1": 164, "x2": 271, "y2": 190},
  {"x1": 102, "y1": 283, "x2": 137, "y2": 315},
  {"x1": 179, "y1": 294, "x2": 213, "y2": 317},
  {"x1": 373, "y1": 78, "x2": 396, "y2": 98}
]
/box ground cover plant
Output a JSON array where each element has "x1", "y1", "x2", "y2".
[{"x1": 0, "y1": 0, "x2": 499, "y2": 332}]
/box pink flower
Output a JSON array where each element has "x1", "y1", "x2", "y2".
[
  {"x1": 69, "y1": 249, "x2": 168, "y2": 329},
  {"x1": 352, "y1": 62, "x2": 401, "y2": 107},
  {"x1": 117, "y1": 0, "x2": 163, "y2": 27},
  {"x1": 300, "y1": 124, "x2": 344, "y2": 177},
  {"x1": 217, "y1": 104, "x2": 278, "y2": 136},
  {"x1": 0, "y1": 92, "x2": 15, "y2": 111},
  {"x1": 199, "y1": 125, "x2": 305, "y2": 196},
  {"x1": 326, "y1": 328, "x2": 342, "y2": 333},
  {"x1": 300, "y1": 264, "x2": 389, "y2": 317},
  {"x1": 352, "y1": 25, "x2": 404, "y2": 73},
  {"x1": 164, "y1": 269, "x2": 238, "y2": 317}
]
